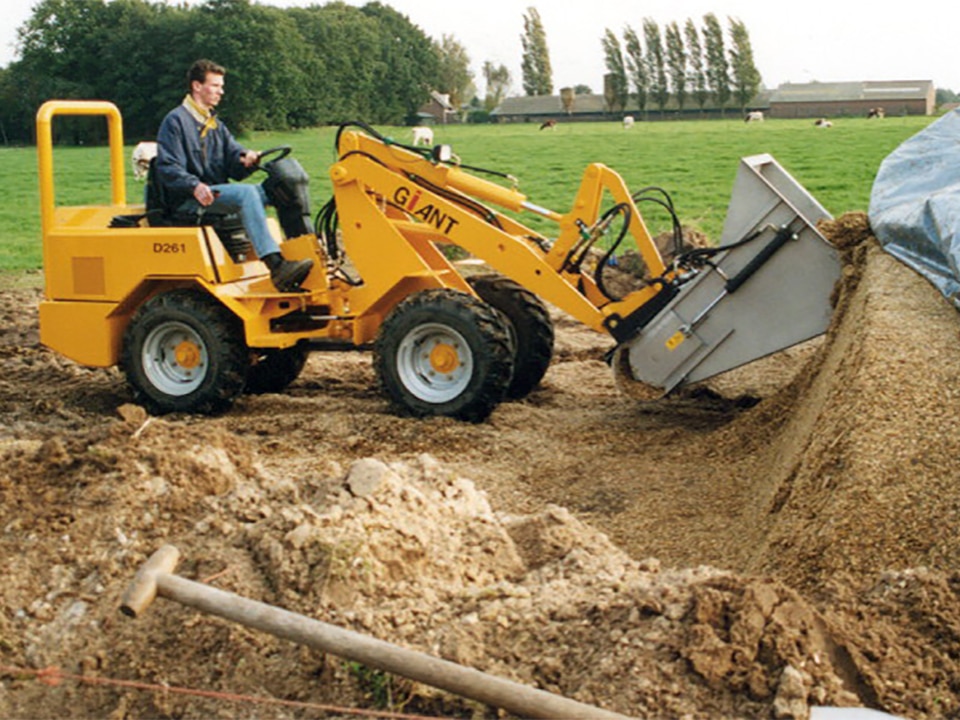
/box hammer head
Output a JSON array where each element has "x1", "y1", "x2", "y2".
[{"x1": 119, "y1": 544, "x2": 181, "y2": 618}]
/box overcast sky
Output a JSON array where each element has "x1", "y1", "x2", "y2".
[{"x1": 2, "y1": 0, "x2": 958, "y2": 94}]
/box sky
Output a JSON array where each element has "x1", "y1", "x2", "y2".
[{"x1": 2, "y1": 0, "x2": 958, "y2": 95}]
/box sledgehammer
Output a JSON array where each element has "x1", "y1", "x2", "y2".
[{"x1": 121, "y1": 545, "x2": 633, "y2": 720}]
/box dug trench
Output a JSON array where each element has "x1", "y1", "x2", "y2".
[{"x1": 2, "y1": 212, "x2": 960, "y2": 719}]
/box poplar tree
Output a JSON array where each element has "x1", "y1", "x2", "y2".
[
  {"x1": 623, "y1": 26, "x2": 648, "y2": 117},
  {"x1": 728, "y1": 17, "x2": 762, "y2": 111},
  {"x1": 520, "y1": 7, "x2": 553, "y2": 96},
  {"x1": 684, "y1": 19, "x2": 709, "y2": 113},
  {"x1": 642, "y1": 18, "x2": 668, "y2": 114},
  {"x1": 664, "y1": 21, "x2": 686, "y2": 112},
  {"x1": 601, "y1": 29, "x2": 628, "y2": 113},
  {"x1": 702, "y1": 12, "x2": 731, "y2": 112}
]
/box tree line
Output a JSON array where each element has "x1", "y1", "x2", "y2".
[
  {"x1": 0, "y1": 0, "x2": 459, "y2": 144},
  {"x1": 519, "y1": 8, "x2": 761, "y2": 116},
  {"x1": 0, "y1": 0, "x2": 767, "y2": 145}
]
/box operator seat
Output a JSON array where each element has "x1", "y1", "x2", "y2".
[{"x1": 144, "y1": 157, "x2": 253, "y2": 262}]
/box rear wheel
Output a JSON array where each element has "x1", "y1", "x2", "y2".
[
  {"x1": 246, "y1": 345, "x2": 310, "y2": 394},
  {"x1": 121, "y1": 289, "x2": 249, "y2": 414},
  {"x1": 374, "y1": 289, "x2": 514, "y2": 422},
  {"x1": 468, "y1": 273, "x2": 554, "y2": 399}
]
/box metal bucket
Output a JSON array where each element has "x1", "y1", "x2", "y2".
[{"x1": 620, "y1": 154, "x2": 842, "y2": 392}]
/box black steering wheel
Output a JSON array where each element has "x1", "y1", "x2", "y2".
[{"x1": 256, "y1": 145, "x2": 292, "y2": 166}]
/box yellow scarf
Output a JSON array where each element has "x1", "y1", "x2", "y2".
[{"x1": 182, "y1": 94, "x2": 218, "y2": 138}]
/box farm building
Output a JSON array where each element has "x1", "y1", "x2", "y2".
[
  {"x1": 491, "y1": 93, "x2": 612, "y2": 123},
  {"x1": 416, "y1": 90, "x2": 459, "y2": 125},
  {"x1": 490, "y1": 80, "x2": 935, "y2": 123},
  {"x1": 488, "y1": 92, "x2": 753, "y2": 123},
  {"x1": 767, "y1": 80, "x2": 935, "y2": 118}
]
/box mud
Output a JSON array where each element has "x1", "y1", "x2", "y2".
[{"x1": 2, "y1": 213, "x2": 960, "y2": 719}]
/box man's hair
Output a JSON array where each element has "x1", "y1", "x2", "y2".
[{"x1": 187, "y1": 59, "x2": 226, "y2": 89}]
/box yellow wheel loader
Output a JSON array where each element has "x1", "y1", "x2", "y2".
[{"x1": 36, "y1": 100, "x2": 841, "y2": 421}]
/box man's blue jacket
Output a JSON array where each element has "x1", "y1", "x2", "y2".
[{"x1": 155, "y1": 104, "x2": 255, "y2": 207}]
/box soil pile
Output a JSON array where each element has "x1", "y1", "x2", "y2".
[{"x1": 2, "y1": 213, "x2": 960, "y2": 719}]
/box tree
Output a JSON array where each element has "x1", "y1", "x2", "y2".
[
  {"x1": 483, "y1": 61, "x2": 511, "y2": 111},
  {"x1": 0, "y1": 66, "x2": 31, "y2": 145},
  {"x1": 702, "y1": 13, "x2": 731, "y2": 113},
  {"x1": 195, "y1": 0, "x2": 312, "y2": 131},
  {"x1": 520, "y1": 7, "x2": 553, "y2": 96},
  {"x1": 601, "y1": 29, "x2": 628, "y2": 114},
  {"x1": 434, "y1": 34, "x2": 474, "y2": 109},
  {"x1": 643, "y1": 18, "x2": 668, "y2": 114},
  {"x1": 359, "y1": 2, "x2": 440, "y2": 124},
  {"x1": 97, "y1": 0, "x2": 200, "y2": 138},
  {"x1": 665, "y1": 21, "x2": 686, "y2": 112},
  {"x1": 289, "y1": 3, "x2": 385, "y2": 124},
  {"x1": 937, "y1": 88, "x2": 958, "y2": 105},
  {"x1": 728, "y1": 17, "x2": 761, "y2": 111},
  {"x1": 17, "y1": 0, "x2": 108, "y2": 92},
  {"x1": 623, "y1": 26, "x2": 648, "y2": 118},
  {"x1": 14, "y1": 0, "x2": 176, "y2": 141},
  {"x1": 684, "y1": 18, "x2": 709, "y2": 113}
]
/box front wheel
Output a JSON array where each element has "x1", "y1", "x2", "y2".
[
  {"x1": 467, "y1": 273, "x2": 554, "y2": 399},
  {"x1": 374, "y1": 289, "x2": 514, "y2": 422},
  {"x1": 121, "y1": 289, "x2": 249, "y2": 414}
]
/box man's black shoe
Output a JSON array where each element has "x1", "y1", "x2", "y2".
[{"x1": 263, "y1": 252, "x2": 313, "y2": 292}]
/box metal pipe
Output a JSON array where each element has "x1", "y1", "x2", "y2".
[
  {"x1": 121, "y1": 545, "x2": 634, "y2": 720},
  {"x1": 35, "y1": 100, "x2": 127, "y2": 237}
]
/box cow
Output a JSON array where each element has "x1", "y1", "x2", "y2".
[
  {"x1": 744, "y1": 111, "x2": 764, "y2": 123},
  {"x1": 623, "y1": 115, "x2": 635, "y2": 129},
  {"x1": 131, "y1": 141, "x2": 158, "y2": 181},
  {"x1": 411, "y1": 126, "x2": 434, "y2": 146},
  {"x1": 814, "y1": 118, "x2": 833, "y2": 128},
  {"x1": 867, "y1": 107, "x2": 885, "y2": 119}
]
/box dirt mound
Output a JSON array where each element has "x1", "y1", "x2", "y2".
[{"x1": 2, "y1": 213, "x2": 960, "y2": 719}]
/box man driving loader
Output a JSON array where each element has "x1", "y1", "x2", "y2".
[{"x1": 155, "y1": 58, "x2": 312, "y2": 292}]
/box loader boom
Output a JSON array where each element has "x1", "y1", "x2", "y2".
[
  {"x1": 330, "y1": 128, "x2": 673, "y2": 342},
  {"x1": 328, "y1": 125, "x2": 840, "y2": 398}
]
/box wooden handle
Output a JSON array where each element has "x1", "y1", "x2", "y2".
[{"x1": 120, "y1": 544, "x2": 633, "y2": 719}]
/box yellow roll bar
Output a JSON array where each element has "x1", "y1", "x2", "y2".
[{"x1": 36, "y1": 100, "x2": 127, "y2": 236}]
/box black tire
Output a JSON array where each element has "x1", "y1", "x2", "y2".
[
  {"x1": 121, "y1": 289, "x2": 249, "y2": 414},
  {"x1": 246, "y1": 345, "x2": 310, "y2": 394},
  {"x1": 468, "y1": 273, "x2": 554, "y2": 399},
  {"x1": 374, "y1": 289, "x2": 514, "y2": 422}
]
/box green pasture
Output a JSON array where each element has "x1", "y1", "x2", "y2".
[{"x1": 0, "y1": 114, "x2": 936, "y2": 274}]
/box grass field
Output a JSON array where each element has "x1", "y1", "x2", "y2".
[{"x1": 1, "y1": 114, "x2": 936, "y2": 272}]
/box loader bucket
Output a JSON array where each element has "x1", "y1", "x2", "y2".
[{"x1": 618, "y1": 153, "x2": 841, "y2": 393}]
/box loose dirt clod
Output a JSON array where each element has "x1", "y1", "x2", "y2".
[{"x1": 2, "y1": 212, "x2": 960, "y2": 719}]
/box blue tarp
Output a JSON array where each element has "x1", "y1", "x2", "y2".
[{"x1": 868, "y1": 108, "x2": 960, "y2": 308}]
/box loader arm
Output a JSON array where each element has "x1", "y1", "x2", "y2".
[
  {"x1": 331, "y1": 129, "x2": 674, "y2": 342},
  {"x1": 329, "y1": 126, "x2": 841, "y2": 401}
]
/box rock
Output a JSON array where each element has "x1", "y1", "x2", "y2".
[
  {"x1": 773, "y1": 665, "x2": 809, "y2": 720},
  {"x1": 346, "y1": 457, "x2": 395, "y2": 498},
  {"x1": 117, "y1": 403, "x2": 148, "y2": 425}
]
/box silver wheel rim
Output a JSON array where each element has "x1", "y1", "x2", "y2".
[
  {"x1": 141, "y1": 320, "x2": 208, "y2": 396},
  {"x1": 396, "y1": 323, "x2": 473, "y2": 403}
]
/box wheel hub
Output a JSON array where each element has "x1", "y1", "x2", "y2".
[
  {"x1": 174, "y1": 340, "x2": 202, "y2": 370},
  {"x1": 428, "y1": 342, "x2": 461, "y2": 375}
]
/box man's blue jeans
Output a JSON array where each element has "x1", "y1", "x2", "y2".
[{"x1": 178, "y1": 183, "x2": 280, "y2": 260}]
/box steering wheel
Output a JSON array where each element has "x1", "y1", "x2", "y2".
[{"x1": 257, "y1": 145, "x2": 292, "y2": 165}]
